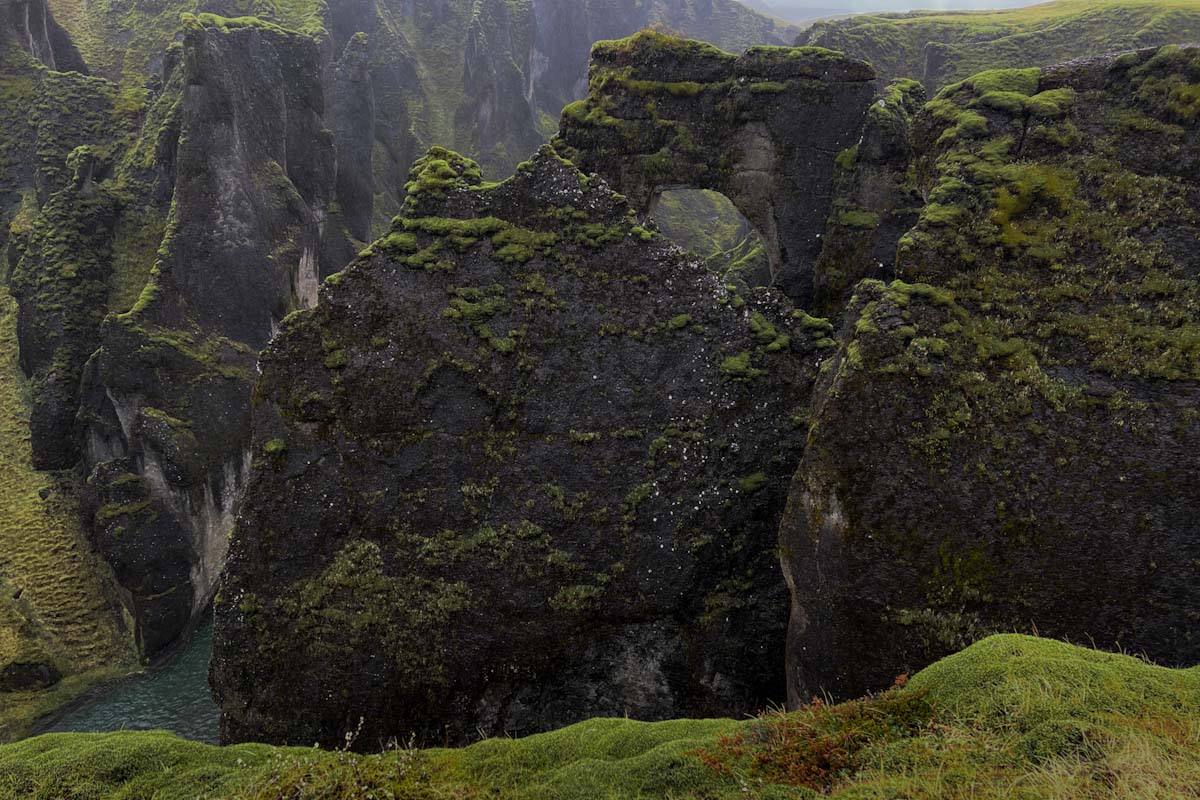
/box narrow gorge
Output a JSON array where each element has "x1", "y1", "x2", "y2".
[{"x1": 1, "y1": 1, "x2": 1199, "y2": 797}]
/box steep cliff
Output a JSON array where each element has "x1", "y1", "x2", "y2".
[
  {"x1": 780, "y1": 45, "x2": 1200, "y2": 704},
  {"x1": 556, "y1": 31, "x2": 876, "y2": 305},
  {"x1": 802, "y1": 0, "x2": 1200, "y2": 92},
  {"x1": 4, "y1": 6, "x2": 362, "y2": 661},
  {"x1": 76, "y1": 14, "x2": 355, "y2": 657},
  {"x1": 211, "y1": 146, "x2": 825, "y2": 747},
  {"x1": 43, "y1": 0, "x2": 797, "y2": 232},
  {"x1": 0, "y1": 0, "x2": 137, "y2": 740}
]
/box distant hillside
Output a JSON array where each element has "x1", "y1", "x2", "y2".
[
  {"x1": 802, "y1": 0, "x2": 1200, "y2": 89},
  {"x1": 46, "y1": 0, "x2": 799, "y2": 205}
]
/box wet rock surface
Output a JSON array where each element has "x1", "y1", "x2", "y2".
[
  {"x1": 556, "y1": 32, "x2": 876, "y2": 306},
  {"x1": 212, "y1": 147, "x2": 825, "y2": 747},
  {"x1": 780, "y1": 46, "x2": 1200, "y2": 705}
]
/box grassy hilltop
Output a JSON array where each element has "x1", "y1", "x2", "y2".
[
  {"x1": 802, "y1": 0, "x2": 1200, "y2": 89},
  {"x1": 2, "y1": 635, "x2": 1198, "y2": 798}
]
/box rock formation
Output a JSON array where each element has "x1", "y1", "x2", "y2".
[
  {"x1": 781, "y1": 45, "x2": 1200, "y2": 704},
  {"x1": 3, "y1": 11, "x2": 362, "y2": 657},
  {"x1": 211, "y1": 146, "x2": 826, "y2": 747},
  {"x1": 556, "y1": 31, "x2": 876, "y2": 306},
  {"x1": 1, "y1": 0, "x2": 802, "y2": 672},
  {"x1": 75, "y1": 15, "x2": 357, "y2": 656}
]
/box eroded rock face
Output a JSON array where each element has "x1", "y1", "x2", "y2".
[
  {"x1": 555, "y1": 32, "x2": 876, "y2": 305},
  {"x1": 212, "y1": 147, "x2": 828, "y2": 747},
  {"x1": 808, "y1": 78, "x2": 925, "y2": 316},
  {"x1": 780, "y1": 46, "x2": 1200, "y2": 705},
  {"x1": 71, "y1": 17, "x2": 354, "y2": 657},
  {"x1": 0, "y1": 0, "x2": 87, "y2": 74}
]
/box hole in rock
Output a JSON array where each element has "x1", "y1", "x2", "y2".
[{"x1": 650, "y1": 189, "x2": 768, "y2": 285}]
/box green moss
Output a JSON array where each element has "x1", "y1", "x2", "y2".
[
  {"x1": 380, "y1": 231, "x2": 419, "y2": 253},
  {"x1": 737, "y1": 472, "x2": 767, "y2": 493},
  {"x1": 548, "y1": 584, "x2": 604, "y2": 612},
  {"x1": 748, "y1": 313, "x2": 789, "y2": 352},
  {"x1": 619, "y1": 79, "x2": 708, "y2": 97},
  {"x1": 791, "y1": 310, "x2": 835, "y2": 335},
  {"x1": 491, "y1": 226, "x2": 557, "y2": 264},
  {"x1": 938, "y1": 109, "x2": 989, "y2": 145},
  {"x1": 94, "y1": 500, "x2": 153, "y2": 523},
  {"x1": 323, "y1": 349, "x2": 349, "y2": 370},
  {"x1": 4, "y1": 636, "x2": 1198, "y2": 797},
  {"x1": 836, "y1": 208, "x2": 880, "y2": 230},
  {"x1": 403, "y1": 148, "x2": 485, "y2": 210},
  {"x1": 719, "y1": 351, "x2": 763, "y2": 380},
  {"x1": 835, "y1": 145, "x2": 859, "y2": 170}
]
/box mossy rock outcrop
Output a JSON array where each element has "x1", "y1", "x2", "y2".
[
  {"x1": 556, "y1": 31, "x2": 876, "y2": 306},
  {"x1": 211, "y1": 146, "x2": 827, "y2": 747},
  {"x1": 781, "y1": 45, "x2": 1200, "y2": 705},
  {"x1": 73, "y1": 16, "x2": 355, "y2": 657}
]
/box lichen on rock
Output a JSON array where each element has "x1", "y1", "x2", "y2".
[
  {"x1": 780, "y1": 45, "x2": 1200, "y2": 706},
  {"x1": 211, "y1": 145, "x2": 826, "y2": 747},
  {"x1": 555, "y1": 30, "x2": 876, "y2": 306}
]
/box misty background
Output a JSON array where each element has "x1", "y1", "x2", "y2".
[{"x1": 748, "y1": 0, "x2": 1042, "y2": 23}]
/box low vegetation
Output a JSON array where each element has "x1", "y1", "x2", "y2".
[
  {"x1": 803, "y1": 0, "x2": 1200, "y2": 90},
  {"x1": 0, "y1": 290, "x2": 134, "y2": 742},
  {"x1": 1, "y1": 635, "x2": 1196, "y2": 798}
]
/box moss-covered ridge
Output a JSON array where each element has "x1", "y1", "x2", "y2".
[
  {"x1": 782, "y1": 44, "x2": 1200, "y2": 708},
  {"x1": 6, "y1": 635, "x2": 1200, "y2": 798},
  {"x1": 557, "y1": 30, "x2": 875, "y2": 305},
  {"x1": 802, "y1": 0, "x2": 1200, "y2": 92}
]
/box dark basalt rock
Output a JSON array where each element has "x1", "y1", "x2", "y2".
[
  {"x1": 0, "y1": 0, "x2": 87, "y2": 74},
  {"x1": 211, "y1": 146, "x2": 828, "y2": 747},
  {"x1": 809, "y1": 78, "x2": 926, "y2": 316},
  {"x1": 779, "y1": 45, "x2": 1200, "y2": 706},
  {"x1": 555, "y1": 32, "x2": 876, "y2": 306},
  {"x1": 69, "y1": 17, "x2": 354, "y2": 657},
  {"x1": 0, "y1": 659, "x2": 61, "y2": 692}
]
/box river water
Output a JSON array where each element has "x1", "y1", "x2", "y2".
[{"x1": 44, "y1": 622, "x2": 220, "y2": 743}]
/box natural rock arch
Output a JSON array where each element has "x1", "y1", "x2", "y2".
[{"x1": 555, "y1": 31, "x2": 876, "y2": 305}]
